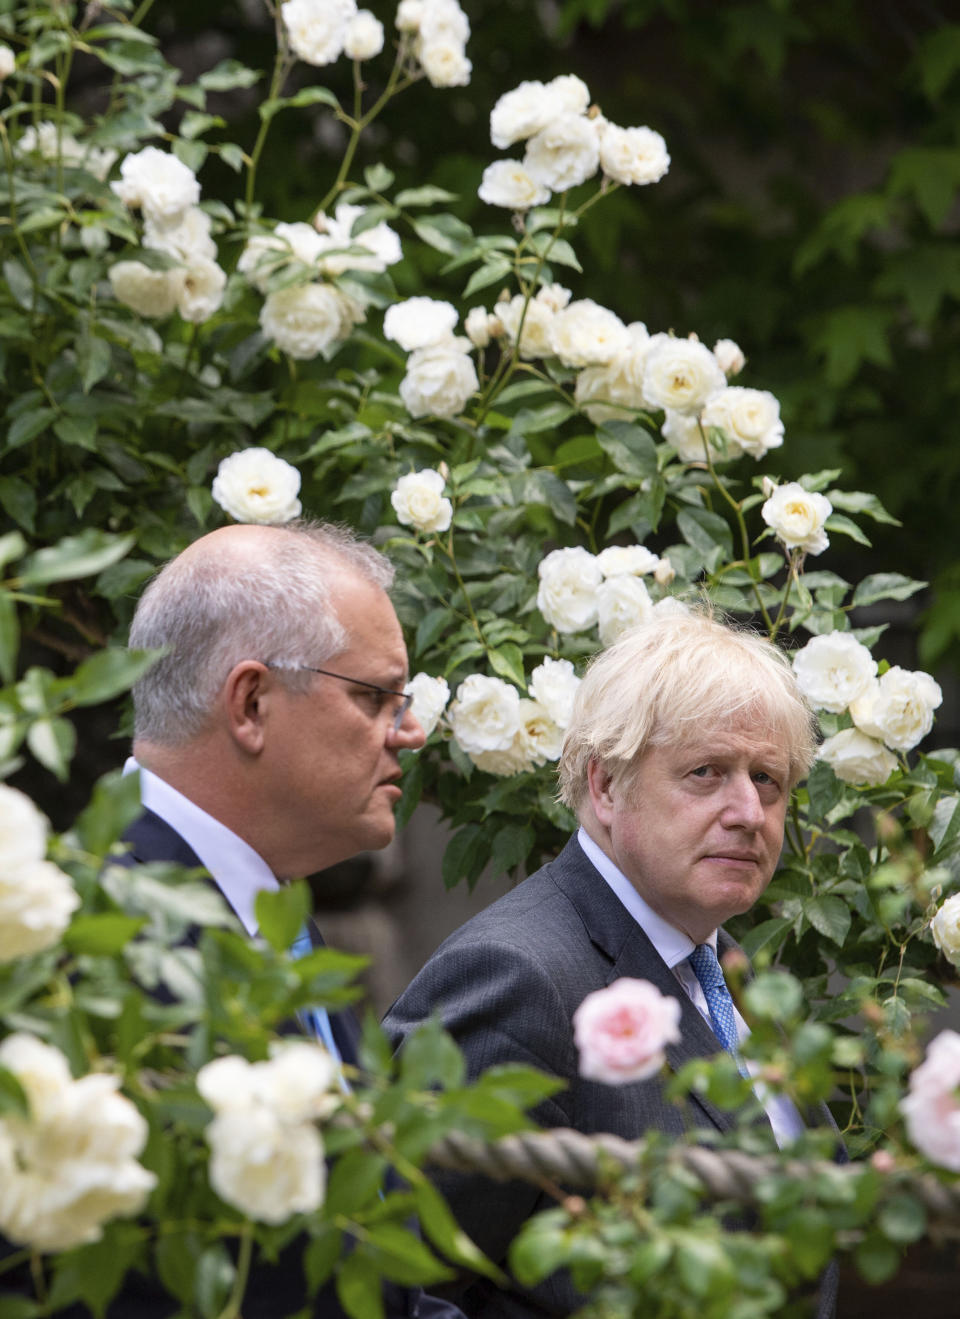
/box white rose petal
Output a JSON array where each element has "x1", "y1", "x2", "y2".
[
  {"x1": 653, "y1": 556, "x2": 676, "y2": 586},
  {"x1": 713, "y1": 338, "x2": 746, "y2": 376},
  {"x1": 791, "y1": 632, "x2": 878, "y2": 714},
  {"x1": 396, "y1": 0, "x2": 424, "y2": 30},
  {"x1": 701, "y1": 386, "x2": 784, "y2": 461},
  {"x1": 464, "y1": 305, "x2": 494, "y2": 348},
  {"x1": 144, "y1": 206, "x2": 217, "y2": 263},
  {"x1": 177, "y1": 258, "x2": 227, "y2": 324},
  {"x1": 0, "y1": 45, "x2": 14, "y2": 79},
  {"x1": 399, "y1": 338, "x2": 478, "y2": 419},
  {"x1": 574, "y1": 326, "x2": 650, "y2": 423},
  {"x1": 449, "y1": 674, "x2": 521, "y2": 754},
  {"x1": 417, "y1": 38, "x2": 471, "y2": 87},
  {"x1": 384, "y1": 297, "x2": 458, "y2": 351},
  {"x1": 472, "y1": 700, "x2": 563, "y2": 776},
  {"x1": 261, "y1": 1041, "x2": 339, "y2": 1123},
  {"x1": 849, "y1": 667, "x2": 943, "y2": 753},
  {"x1": 597, "y1": 574, "x2": 654, "y2": 647},
  {"x1": 490, "y1": 79, "x2": 558, "y2": 149},
  {"x1": 315, "y1": 203, "x2": 402, "y2": 276},
  {"x1": 344, "y1": 9, "x2": 384, "y2": 58},
  {"x1": 0, "y1": 785, "x2": 49, "y2": 872},
  {"x1": 599, "y1": 124, "x2": 670, "y2": 186},
  {"x1": 109, "y1": 261, "x2": 183, "y2": 319},
  {"x1": 761, "y1": 481, "x2": 832, "y2": 555},
  {"x1": 212, "y1": 448, "x2": 302, "y2": 525},
  {"x1": 0, "y1": 861, "x2": 79, "y2": 963},
  {"x1": 206, "y1": 1107, "x2": 325, "y2": 1223},
  {"x1": 902, "y1": 1031, "x2": 960, "y2": 1172},
  {"x1": 931, "y1": 894, "x2": 960, "y2": 966},
  {"x1": 260, "y1": 283, "x2": 361, "y2": 360},
  {"x1": 549, "y1": 299, "x2": 631, "y2": 368},
  {"x1": 111, "y1": 146, "x2": 200, "y2": 225},
  {"x1": 528, "y1": 658, "x2": 580, "y2": 731},
  {"x1": 497, "y1": 294, "x2": 558, "y2": 360},
  {"x1": 478, "y1": 159, "x2": 551, "y2": 210},
  {"x1": 548, "y1": 73, "x2": 591, "y2": 116},
  {"x1": 524, "y1": 113, "x2": 601, "y2": 193},
  {"x1": 817, "y1": 728, "x2": 897, "y2": 787},
  {"x1": 391, "y1": 468, "x2": 453, "y2": 534},
  {"x1": 641, "y1": 336, "x2": 726, "y2": 415},
  {"x1": 281, "y1": 0, "x2": 356, "y2": 65},
  {"x1": 661, "y1": 408, "x2": 708, "y2": 462},
  {"x1": 574, "y1": 978, "x2": 682, "y2": 1084},
  {"x1": 418, "y1": 0, "x2": 470, "y2": 44},
  {"x1": 536, "y1": 546, "x2": 602, "y2": 634},
  {"x1": 596, "y1": 545, "x2": 660, "y2": 578},
  {"x1": 406, "y1": 673, "x2": 450, "y2": 738}
]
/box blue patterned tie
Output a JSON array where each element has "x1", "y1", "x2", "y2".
[
  {"x1": 688, "y1": 942, "x2": 741, "y2": 1062},
  {"x1": 290, "y1": 925, "x2": 345, "y2": 1074}
]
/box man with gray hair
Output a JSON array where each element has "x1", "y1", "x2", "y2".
[
  {"x1": 386, "y1": 609, "x2": 838, "y2": 1318},
  {"x1": 121, "y1": 519, "x2": 463, "y2": 1319}
]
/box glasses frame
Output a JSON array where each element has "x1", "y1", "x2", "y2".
[{"x1": 265, "y1": 662, "x2": 414, "y2": 731}]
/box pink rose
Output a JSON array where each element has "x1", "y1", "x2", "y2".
[
  {"x1": 901, "y1": 1030, "x2": 960, "y2": 1171},
  {"x1": 573, "y1": 978, "x2": 682, "y2": 1084}
]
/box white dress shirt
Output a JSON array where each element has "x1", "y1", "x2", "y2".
[{"x1": 578, "y1": 826, "x2": 804, "y2": 1147}]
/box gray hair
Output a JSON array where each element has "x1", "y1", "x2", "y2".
[
  {"x1": 558, "y1": 608, "x2": 818, "y2": 813},
  {"x1": 130, "y1": 520, "x2": 393, "y2": 745}
]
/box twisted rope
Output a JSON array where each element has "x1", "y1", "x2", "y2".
[{"x1": 427, "y1": 1127, "x2": 960, "y2": 1222}]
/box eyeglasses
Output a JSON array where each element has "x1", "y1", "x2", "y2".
[{"x1": 266, "y1": 663, "x2": 414, "y2": 731}]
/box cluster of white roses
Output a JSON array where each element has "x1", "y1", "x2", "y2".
[
  {"x1": 0, "y1": 1034, "x2": 156, "y2": 1251},
  {"x1": 478, "y1": 73, "x2": 669, "y2": 212},
  {"x1": 108, "y1": 146, "x2": 227, "y2": 324},
  {"x1": 391, "y1": 466, "x2": 453, "y2": 534},
  {"x1": 197, "y1": 1042, "x2": 340, "y2": 1224},
  {"x1": 383, "y1": 298, "x2": 478, "y2": 419},
  {"x1": 238, "y1": 204, "x2": 402, "y2": 361},
  {"x1": 0, "y1": 785, "x2": 79, "y2": 963},
  {"x1": 396, "y1": 0, "x2": 471, "y2": 88},
  {"x1": 211, "y1": 448, "x2": 303, "y2": 525},
  {"x1": 791, "y1": 631, "x2": 943, "y2": 786},
  {"x1": 536, "y1": 544, "x2": 678, "y2": 646},
  {"x1": 17, "y1": 119, "x2": 117, "y2": 184}
]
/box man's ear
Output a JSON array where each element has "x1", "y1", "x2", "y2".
[
  {"x1": 586, "y1": 758, "x2": 617, "y2": 827},
  {"x1": 223, "y1": 661, "x2": 272, "y2": 755}
]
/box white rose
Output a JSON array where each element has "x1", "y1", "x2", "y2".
[
  {"x1": 406, "y1": 673, "x2": 450, "y2": 738},
  {"x1": 0, "y1": 861, "x2": 80, "y2": 963},
  {"x1": 17, "y1": 122, "x2": 116, "y2": 177},
  {"x1": 791, "y1": 632, "x2": 877, "y2": 714},
  {"x1": 653, "y1": 556, "x2": 676, "y2": 586},
  {"x1": 536, "y1": 283, "x2": 572, "y2": 313},
  {"x1": 761, "y1": 481, "x2": 832, "y2": 555},
  {"x1": 391, "y1": 467, "x2": 453, "y2": 533},
  {"x1": 902, "y1": 1031, "x2": 960, "y2": 1172},
  {"x1": 549, "y1": 299, "x2": 631, "y2": 368},
  {"x1": 596, "y1": 545, "x2": 660, "y2": 578},
  {"x1": 497, "y1": 294, "x2": 557, "y2": 360},
  {"x1": 448, "y1": 674, "x2": 521, "y2": 754},
  {"x1": 418, "y1": 0, "x2": 470, "y2": 43},
  {"x1": 652, "y1": 595, "x2": 689, "y2": 619},
  {"x1": 0, "y1": 1034, "x2": 71, "y2": 1119},
  {"x1": 281, "y1": 0, "x2": 356, "y2": 65},
  {"x1": 701, "y1": 386, "x2": 784, "y2": 460},
  {"x1": 931, "y1": 894, "x2": 960, "y2": 966},
  {"x1": 661, "y1": 408, "x2": 708, "y2": 461},
  {"x1": 574, "y1": 978, "x2": 682, "y2": 1084},
  {"x1": 573, "y1": 324, "x2": 650, "y2": 423},
  {"x1": 212, "y1": 448, "x2": 302, "y2": 525},
  {"x1": 849, "y1": 667, "x2": 943, "y2": 752},
  {"x1": 548, "y1": 73, "x2": 591, "y2": 115},
  {"x1": 384, "y1": 296, "x2": 458, "y2": 351},
  {"x1": 489, "y1": 79, "x2": 558, "y2": 149},
  {"x1": 597, "y1": 574, "x2": 654, "y2": 646},
  {"x1": 598, "y1": 123, "x2": 670, "y2": 186},
  {"x1": 464, "y1": 305, "x2": 494, "y2": 348},
  {"x1": 470, "y1": 700, "x2": 562, "y2": 777},
  {"x1": 196, "y1": 1055, "x2": 258, "y2": 1111},
  {"x1": 238, "y1": 222, "x2": 325, "y2": 290},
  {"x1": 396, "y1": 0, "x2": 424, "y2": 30},
  {"x1": 177, "y1": 258, "x2": 227, "y2": 324},
  {"x1": 0, "y1": 45, "x2": 15, "y2": 79},
  {"x1": 399, "y1": 338, "x2": 478, "y2": 419},
  {"x1": 0, "y1": 784, "x2": 49, "y2": 872},
  {"x1": 109, "y1": 261, "x2": 183, "y2": 319},
  {"x1": 315, "y1": 203, "x2": 402, "y2": 276},
  {"x1": 260, "y1": 283, "x2": 360, "y2": 359},
  {"x1": 260, "y1": 1041, "x2": 340, "y2": 1123},
  {"x1": 641, "y1": 336, "x2": 726, "y2": 415},
  {"x1": 478, "y1": 159, "x2": 551, "y2": 210},
  {"x1": 537, "y1": 546, "x2": 602, "y2": 633},
  {"x1": 344, "y1": 9, "x2": 384, "y2": 58},
  {"x1": 524, "y1": 113, "x2": 601, "y2": 192},
  {"x1": 529, "y1": 658, "x2": 580, "y2": 731},
  {"x1": 417, "y1": 38, "x2": 471, "y2": 87},
  {"x1": 713, "y1": 338, "x2": 746, "y2": 376},
  {"x1": 817, "y1": 728, "x2": 897, "y2": 787},
  {"x1": 206, "y1": 1107, "x2": 325, "y2": 1223},
  {"x1": 111, "y1": 146, "x2": 200, "y2": 225},
  {"x1": 144, "y1": 206, "x2": 217, "y2": 262}
]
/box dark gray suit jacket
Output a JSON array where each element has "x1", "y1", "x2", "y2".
[{"x1": 384, "y1": 835, "x2": 839, "y2": 1318}]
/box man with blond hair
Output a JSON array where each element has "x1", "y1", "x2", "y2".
[{"x1": 386, "y1": 609, "x2": 837, "y2": 1318}]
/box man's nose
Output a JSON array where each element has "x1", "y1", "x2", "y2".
[
  {"x1": 388, "y1": 707, "x2": 426, "y2": 751},
  {"x1": 721, "y1": 773, "x2": 765, "y2": 828}
]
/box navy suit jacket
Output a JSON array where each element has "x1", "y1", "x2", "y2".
[{"x1": 385, "y1": 836, "x2": 839, "y2": 1318}]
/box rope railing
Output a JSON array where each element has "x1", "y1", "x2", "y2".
[{"x1": 426, "y1": 1127, "x2": 960, "y2": 1223}]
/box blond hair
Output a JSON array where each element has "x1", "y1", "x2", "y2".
[{"x1": 558, "y1": 608, "x2": 817, "y2": 813}]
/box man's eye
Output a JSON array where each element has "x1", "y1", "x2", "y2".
[{"x1": 690, "y1": 765, "x2": 711, "y2": 778}]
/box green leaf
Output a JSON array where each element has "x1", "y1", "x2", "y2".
[
  {"x1": 75, "y1": 768, "x2": 145, "y2": 858},
  {"x1": 441, "y1": 823, "x2": 483, "y2": 890},
  {"x1": 26, "y1": 716, "x2": 76, "y2": 780},
  {"x1": 854, "y1": 1230, "x2": 900, "y2": 1285},
  {"x1": 878, "y1": 1193, "x2": 927, "y2": 1244},
  {"x1": 743, "y1": 971, "x2": 803, "y2": 1022},
  {"x1": 254, "y1": 880, "x2": 311, "y2": 953},
  {"x1": 509, "y1": 1220, "x2": 571, "y2": 1286},
  {"x1": 6, "y1": 407, "x2": 56, "y2": 450},
  {"x1": 463, "y1": 257, "x2": 513, "y2": 299},
  {"x1": 411, "y1": 213, "x2": 474, "y2": 256},
  {"x1": 488, "y1": 643, "x2": 526, "y2": 689},
  {"x1": 19, "y1": 531, "x2": 136, "y2": 586},
  {"x1": 805, "y1": 759, "x2": 846, "y2": 819},
  {"x1": 0, "y1": 593, "x2": 20, "y2": 685},
  {"x1": 304, "y1": 1226, "x2": 343, "y2": 1292},
  {"x1": 825, "y1": 513, "x2": 871, "y2": 546},
  {"x1": 199, "y1": 59, "x2": 262, "y2": 91},
  {"x1": 0, "y1": 1064, "x2": 29, "y2": 1119},
  {"x1": 65, "y1": 913, "x2": 146, "y2": 956},
  {"x1": 738, "y1": 916, "x2": 792, "y2": 960},
  {"x1": 335, "y1": 1252, "x2": 384, "y2": 1319},
  {"x1": 785, "y1": 1208, "x2": 834, "y2": 1276},
  {"x1": 364, "y1": 163, "x2": 395, "y2": 193},
  {"x1": 677, "y1": 506, "x2": 734, "y2": 563},
  {"x1": 488, "y1": 821, "x2": 535, "y2": 879},
  {"x1": 804, "y1": 894, "x2": 851, "y2": 946},
  {"x1": 325, "y1": 1149, "x2": 388, "y2": 1217},
  {"x1": 851, "y1": 573, "x2": 926, "y2": 607},
  {"x1": 194, "y1": 1244, "x2": 235, "y2": 1319},
  {"x1": 362, "y1": 1225, "x2": 454, "y2": 1286},
  {"x1": 69, "y1": 648, "x2": 158, "y2": 707},
  {"x1": 400, "y1": 1017, "x2": 465, "y2": 1090},
  {"x1": 395, "y1": 186, "x2": 459, "y2": 207},
  {"x1": 595, "y1": 421, "x2": 658, "y2": 476},
  {"x1": 806, "y1": 305, "x2": 893, "y2": 386},
  {"x1": 887, "y1": 146, "x2": 960, "y2": 228},
  {"x1": 412, "y1": 1180, "x2": 504, "y2": 1282}
]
